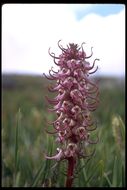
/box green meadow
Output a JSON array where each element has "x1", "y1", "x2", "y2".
[{"x1": 2, "y1": 74, "x2": 125, "y2": 187}]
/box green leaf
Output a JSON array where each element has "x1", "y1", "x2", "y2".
[
  {"x1": 14, "y1": 172, "x2": 21, "y2": 187},
  {"x1": 14, "y1": 108, "x2": 22, "y2": 184},
  {"x1": 103, "y1": 172, "x2": 112, "y2": 187},
  {"x1": 81, "y1": 159, "x2": 90, "y2": 187},
  {"x1": 122, "y1": 164, "x2": 125, "y2": 187},
  {"x1": 31, "y1": 161, "x2": 45, "y2": 187},
  {"x1": 118, "y1": 116, "x2": 125, "y2": 142},
  {"x1": 84, "y1": 159, "x2": 104, "y2": 186},
  {"x1": 111, "y1": 156, "x2": 117, "y2": 187},
  {"x1": 32, "y1": 134, "x2": 54, "y2": 187}
]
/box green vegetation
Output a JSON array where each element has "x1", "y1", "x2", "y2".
[{"x1": 2, "y1": 74, "x2": 125, "y2": 187}]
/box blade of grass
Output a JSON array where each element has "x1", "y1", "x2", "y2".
[
  {"x1": 103, "y1": 172, "x2": 112, "y2": 187},
  {"x1": 111, "y1": 156, "x2": 117, "y2": 187},
  {"x1": 122, "y1": 165, "x2": 125, "y2": 187},
  {"x1": 84, "y1": 159, "x2": 104, "y2": 186},
  {"x1": 97, "y1": 160, "x2": 105, "y2": 187},
  {"x1": 15, "y1": 172, "x2": 21, "y2": 187},
  {"x1": 112, "y1": 115, "x2": 125, "y2": 152},
  {"x1": 31, "y1": 160, "x2": 47, "y2": 187},
  {"x1": 118, "y1": 116, "x2": 125, "y2": 142},
  {"x1": 31, "y1": 134, "x2": 54, "y2": 187},
  {"x1": 14, "y1": 108, "x2": 22, "y2": 185},
  {"x1": 99, "y1": 160, "x2": 104, "y2": 178},
  {"x1": 55, "y1": 161, "x2": 65, "y2": 187},
  {"x1": 80, "y1": 159, "x2": 90, "y2": 187}
]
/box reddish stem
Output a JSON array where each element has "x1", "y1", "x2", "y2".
[{"x1": 66, "y1": 157, "x2": 76, "y2": 187}]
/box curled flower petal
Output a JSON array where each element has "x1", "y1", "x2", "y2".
[{"x1": 45, "y1": 149, "x2": 63, "y2": 161}]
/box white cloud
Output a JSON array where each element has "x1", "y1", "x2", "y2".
[
  {"x1": 76, "y1": 10, "x2": 125, "y2": 76},
  {"x1": 2, "y1": 4, "x2": 125, "y2": 76}
]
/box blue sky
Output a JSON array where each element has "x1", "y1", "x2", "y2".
[
  {"x1": 2, "y1": 4, "x2": 125, "y2": 76},
  {"x1": 73, "y1": 4, "x2": 125, "y2": 20}
]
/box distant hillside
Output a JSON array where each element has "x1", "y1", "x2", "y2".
[
  {"x1": 2, "y1": 74, "x2": 48, "y2": 90},
  {"x1": 2, "y1": 74, "x2": 125, "y2": 90}
]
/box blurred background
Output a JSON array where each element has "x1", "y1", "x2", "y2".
[
  {"x1": 2, "y1": 3, "x2": 125, "y2": 76},
  {"x1": 2, "y1": 4, "x2": 125, "y2": 187}
]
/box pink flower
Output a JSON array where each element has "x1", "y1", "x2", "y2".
[{"x1": 44, "y1": 40, "x2": 99, "y2": 187}]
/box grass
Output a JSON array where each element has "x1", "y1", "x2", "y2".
[{"x1": 2, "y1": 74, "x2": 125, "y2": 187}]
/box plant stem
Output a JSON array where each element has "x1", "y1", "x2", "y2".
[{"x1": 66, "y1": 157, "x2": 76, "y2": 187}]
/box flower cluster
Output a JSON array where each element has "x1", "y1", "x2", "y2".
[{"x1": 44, "y1": 40, "x2": 99, "y2": 170}]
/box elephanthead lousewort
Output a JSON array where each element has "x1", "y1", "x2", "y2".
[{"x1": 44, "y1": 40, "x2": 99, "y2": 187}]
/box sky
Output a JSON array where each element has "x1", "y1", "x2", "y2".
[{"x1": 2, "y1": 4, "x2": 125, "y2": 76}]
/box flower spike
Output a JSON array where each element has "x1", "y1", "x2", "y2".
[{"x1": 44, "y1": 40, "x2": 100, "y2": 187}]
